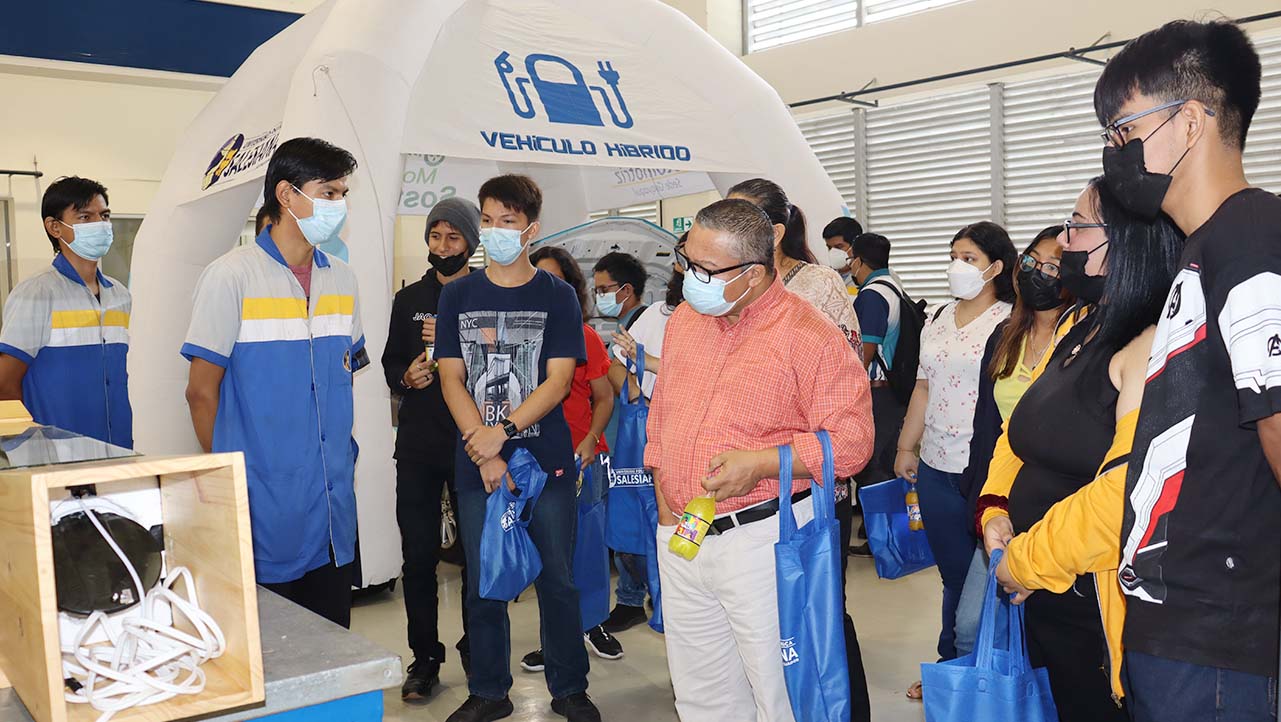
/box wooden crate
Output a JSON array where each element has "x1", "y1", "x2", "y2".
[{"x1": 0, "y1": 453, "x2": 264, "y2": 722}]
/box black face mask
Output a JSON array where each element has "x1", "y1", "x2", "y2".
[
  {"x1": 429, "y1": 251, "x2": 469, "y2": 276},
  {"x1": 1059, "y1": 243, "x2": 1107, "y2": 305},
  {"x1": 1101, "y1": 108, "x2": 1191, "y2": 221},
  {"x1": 1017, "y1": 269, "x2": 1065, "y2": 312}
]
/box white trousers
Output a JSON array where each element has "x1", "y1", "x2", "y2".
[{"x1": 657, "y1": 497, "x2": 814, "y2": 722}]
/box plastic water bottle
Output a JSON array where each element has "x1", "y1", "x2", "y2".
[
  {"x1": 906, "y1": 482, "x2": 924, "y2": 531},
  {"x1": 669, "y1": 495, "x2": 716, "y2": 560}
]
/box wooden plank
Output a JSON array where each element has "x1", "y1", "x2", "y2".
[
  {"x1": 4, "y1": 453, "x2": 246, "y2": 491},
  {"x1": 159, "y1": 457, "x2": 264, "y2": 707},
  {"x1": 0, "y1": 476, "x2": 64, "y2": 722}
]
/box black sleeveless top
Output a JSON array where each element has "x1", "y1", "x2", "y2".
[{"x1": 1007, "y1": 317, "x2": 1120, "y2": 534}]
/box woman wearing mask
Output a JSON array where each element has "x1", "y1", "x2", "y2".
[
  {"x1": 978, "y1": 178, "x2": 1183, "y2": 719},
  {"x1": 950, "y1": 226, "x2": 1073, "y2": 659},
  {"x1": 896, "y1": 221, "x2": 1016, "y2": 694},
  {"x1": 727, "y1": 178, "x2": 871, "y2": 722},
  {"x1": 525, "y1": 245, "x2": 625, "y2": 668}
]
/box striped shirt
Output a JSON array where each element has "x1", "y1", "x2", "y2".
[
  {"x1": 0, "y1": 253, "x2": 132, "y2": 447},
  {"x1": 181, "y1": 228, "x2": 366, "y2": 584},
  {"x1": 645, "y1": 278, "x2": 874, "y2": 515}
]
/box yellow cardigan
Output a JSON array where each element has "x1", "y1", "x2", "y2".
[{"x1": 978, "y1": 311, "x2": 1130, "y2": 702}]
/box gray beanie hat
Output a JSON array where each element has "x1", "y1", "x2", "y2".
[{"x1": 425, "y1": 197, "x2": 481, "y2": 253}]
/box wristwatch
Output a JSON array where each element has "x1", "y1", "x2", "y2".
[{"x1": 501, "y1": 418, "x2": 519, "y2": 438}]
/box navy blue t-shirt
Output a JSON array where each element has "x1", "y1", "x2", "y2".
[{"x1": 435, "y1": 269, "x2": 586, "y2": 484}]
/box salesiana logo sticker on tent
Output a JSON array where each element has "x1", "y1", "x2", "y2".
[
  {"x1": 484, "y1": 51, "x2": 693, "y2": 164},
  {"x1": 201, "y1": 125, "x2": 281, "y2": 191}
]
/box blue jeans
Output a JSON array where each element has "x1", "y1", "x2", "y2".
[
  {"x1": 1125, "y1": 651, "x2": 1278, "y2": 722},
  {"x1": 915, "y1": 461, "x2": 973, "y2": 660},
  {"x1": 456, "y1": 470, "x2": 590, "y2": 700},
  {"x1": 614, "y1": 552, "x2": 648, "y2": 607},
  {"x1": 952, "y1": 544, "x2": 988, "y2": 657}
]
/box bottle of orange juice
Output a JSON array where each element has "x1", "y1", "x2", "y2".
[
  {"x1": 906, "y1": 482, "x2": 924, "y2": 531},
  {"x1": 669, "y1": 494, "x2": 716, "y2": 560}
]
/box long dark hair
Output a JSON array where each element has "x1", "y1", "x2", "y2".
[
  {"x1": 1088, "y1": 176, "x2": 1185, "y2": 352},
  {"x1": 990, "y1": 225, "x2": 1069, "y2": 380},
  {"x1": 951, "y1": 221, "x2": 1017, "y2": 304},
  {"x1": 728, "y1": 178, "x2": 817, "y2": 264},
  {"x1": 530, "y1": 246, "x2": 590, "y2": 322}
]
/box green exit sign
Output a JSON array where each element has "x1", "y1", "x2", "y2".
[{"x1": 672, "y1": 216, "x2": 693, "y2": 234}]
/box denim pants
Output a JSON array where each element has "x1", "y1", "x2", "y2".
[
  {"x1": 456, "y1": 469, "x2": 590, "y2": 700},
  {"x1": 915, "y1": 461, "x2": 974, "y2": 660},
  {"x1": 952, "y1": 544, "x2": 987, "y2": 657},
  {"x1": 614, "y1": 552, "x2": 648, "y2": 608},
  {"x1": 1125, "y1": 651, "x2": 1278, "y2": 722}
]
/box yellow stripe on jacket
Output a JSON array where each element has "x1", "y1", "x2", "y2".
[
  {"x1": 241, "y1": 297, "x2": 307, "y2": 320},
  {"x1": 51, "y1": 309, "x2": 131, "y2": 329},
  {"x1": 1005, "y1": 408, "x2": 1137, "y2": 701}
]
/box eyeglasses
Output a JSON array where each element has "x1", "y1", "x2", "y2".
[
  {"x1": 674, "y1": 245, "x2": 760, "y2": 283},
  {"x1": 1018, "y1": 253, "x2": 1061, "y2": 280},
  {"x1": 593, "y1": 282, "x2": 623, "y2": 295},
  {"x1": 1100, "y1": 99, "x2": 1216, "y2": 147},
  {"x1": 1063, "y1": 219, "x2": 1107, "y2": 232}
]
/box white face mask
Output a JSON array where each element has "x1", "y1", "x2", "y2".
[
  {"x1": 947, "y1": 259, "x2": 994, "y2": 300},
  {"x1": 824, "y1": 247, "x2": 850, "y2": 271}
]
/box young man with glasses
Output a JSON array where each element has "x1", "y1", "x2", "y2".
[
  {"x1": 647, "y1": 199, "x2": 873, "y2": 721},
  {"x1": 996, "y1": 20, "x2": 1279, "y2": 722}
]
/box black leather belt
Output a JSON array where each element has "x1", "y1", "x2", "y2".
[{"x1": 707, "y1": 488, "x2": 813, "y2": 536}]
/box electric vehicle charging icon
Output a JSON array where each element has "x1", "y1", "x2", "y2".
[{"x1": 495, "y1": 51, "x2": 634, "y2": 129}]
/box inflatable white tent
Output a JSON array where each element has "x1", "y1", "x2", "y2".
[{"x1": 129, "y1": 0, "x2": 847, "y2": 585}]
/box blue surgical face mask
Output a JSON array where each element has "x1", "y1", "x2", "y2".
[
  {"x1": 289, "y1": 185, "x2": 348, "y2": 250},
  {"x1": 682, "y1": 266, "x2": 754, "y2": 317},
  {"x1": 480, "y1": 223, "x2": 533, "y2": 266},
  {"x1": 595, "y1": 289, "x2": 624, "y2": 317},
  {"x1": 59, "y1": 220, "x2": 113, "y2": 261}
]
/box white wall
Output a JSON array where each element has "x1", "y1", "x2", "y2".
[
  {"x1": 0, "y1": 59, "x2": 220, "y2": 284},
  {"x1": 740, "y1": 0, "x2": 1281, "y2": 107}
]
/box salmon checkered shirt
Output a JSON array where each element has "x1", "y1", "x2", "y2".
[{"x1": 645, "y1": 278, "x2": 874, "y2": 515}]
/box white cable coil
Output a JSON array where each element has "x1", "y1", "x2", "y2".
[{"x1": 59, "y1": 498, "x2": 225, "y2": 722}]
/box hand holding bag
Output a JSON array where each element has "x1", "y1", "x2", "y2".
[
  {"x1": 775, "y1": 431, "x2": 850, "y2": 722},
  {"x1": 920, "y1": 548, "x2": 1059, "y2": 722},
  {"x1": 478, "y1": 448, "x2": 547, "y2": 602}
]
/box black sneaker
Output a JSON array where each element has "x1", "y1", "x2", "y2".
[
  {"x1": 850, "y1": 542, "x2": 874, "y2": 558},
  {"x1": 520, "y1": 648, "x2": 545, "y2": 672},
  {"x1": 551, "y1": 692, "x2": 601, "y2": 722},
  {"x1": 400, "y1": 659, "x2": 440, "y2": 704},
  {"x1": 446, "y1": 695, "x2": 514, "y2": 722},
  {"x1": 584, "y1": 626, "x2": 624, "y2": 660},
  {"x1": 601, "y1": 603, "x2": 647, "y2": 634}
]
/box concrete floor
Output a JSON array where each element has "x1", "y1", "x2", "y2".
[{"x1": 351, "y1": 557, "x2": 940, "y2": 722}]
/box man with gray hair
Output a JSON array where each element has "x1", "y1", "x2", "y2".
[
  {"x1": 381, "y1": 196, "x2": 481, "y2": 702},
  {"x1": 646, "y1": 199, "x2": 874, "y2": 721}
]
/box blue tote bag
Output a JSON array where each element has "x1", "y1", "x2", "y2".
[
  {"x1": 857, "y1": 477, "x2": 936, "y2": 579},
  {"x1": 605, "y1": 346, "x2": 663, "y2": 633},
  {"x1": 479, "y1": 448, "x2": 547, "y2": 602},
  {"x1": 921, "y1": 549, "x2": 1058, "y2": 722},
  {"x1": 573, "y1": 457, "x2": 610, "y2": 631},
  {"x1": 775, "y1": 431, "x2": 849, "y2": 722}
]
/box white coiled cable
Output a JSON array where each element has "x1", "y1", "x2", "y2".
[{"x1": 59, "y1": 498, "x2": 225, "y2": 722}]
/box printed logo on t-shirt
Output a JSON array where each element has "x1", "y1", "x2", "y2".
[
  {"x1": 1166, "y1": 282, "x2": 1182, "y2": 320},
  {"x1": 458, "y1": 310, "x2": 547, "y2": 439},
  {"x1": 1267, "y1": 334, "x2": 1281, "y2": 358}
]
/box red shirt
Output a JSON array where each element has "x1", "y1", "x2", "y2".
[
  {"x1": 564, "y1": 323, "x2": 611, "y2": 455},
  {"x1": 645, "y1": 278, "x2": 873, "y2": 515}
]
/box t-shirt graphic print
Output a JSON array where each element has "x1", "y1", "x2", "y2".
[{"x1": 459, "y1": 310, "x2": 547, "y2": 439}]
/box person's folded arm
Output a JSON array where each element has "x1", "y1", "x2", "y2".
[{"x1": 1004, "y1": 409, "x2": 1136, "y2": 591}]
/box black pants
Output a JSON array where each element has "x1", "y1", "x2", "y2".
[
  {"x1": 1024, "y1": 577, "x2": 1126, "y2": 722},
  {"x1": 396, "y1": 458, "x2": 469, "y2": 665},
  {"x1": 854, "y1": 385, "x2": 906, "y2": 485},
  {"x1": 261, "y1": 547, "x2": 354, "y2": 629},
  {"x1": 836, "y1": 480, "x2": 873, "y2": 722}
]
